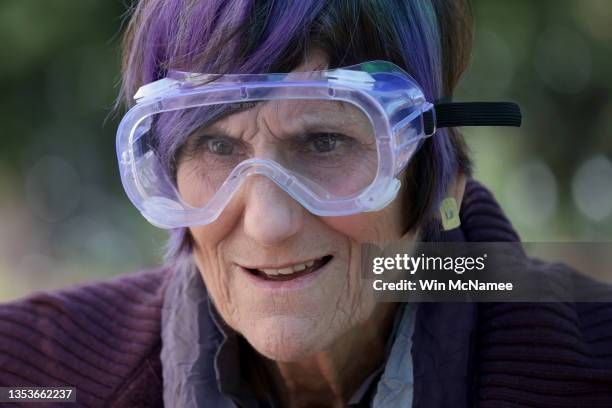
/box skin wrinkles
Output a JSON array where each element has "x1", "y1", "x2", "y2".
[
  {"x1": 189, "y1": 100, "x2": 373, "y2": 148},
  {"x1": 180, "y1": 52, "x2": 467, "y2": 407},
  {"x1": 177, "y1": 98, "x2": 378, "y2": 201}
]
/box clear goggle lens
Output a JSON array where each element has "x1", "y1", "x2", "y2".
[{"x1": 131, "y1": 99, "x2": 378, "y2": 210}]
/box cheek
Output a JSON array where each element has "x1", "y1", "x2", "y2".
[
  {"x1": 323, "y1": 205, "x2": 405, "y2": 245},
  {"x1": 190, "y1": 225, "x2": 241, "y2": 326},
  {"x1": 193, "y1": 244, "x2": 232, "y2": 311}
]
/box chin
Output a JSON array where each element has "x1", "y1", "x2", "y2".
[{"x1": 244, "y1": 316, "x2": 337, "y2": 362}]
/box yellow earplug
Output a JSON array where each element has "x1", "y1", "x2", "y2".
[{"x1": 439, "y1": 197, "x2": 461, "y2": 231}]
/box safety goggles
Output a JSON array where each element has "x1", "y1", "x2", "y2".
[{"x1": 116, "y1": 61, "x2": 521, "y2": 228}]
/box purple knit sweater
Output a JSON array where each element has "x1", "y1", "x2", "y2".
[{"x1": 1, "y1": 180, "x2": 612, "y2": 407}]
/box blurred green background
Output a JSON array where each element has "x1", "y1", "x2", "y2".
[{"x1": 0, "y1": 0, "x2": 610, "y2": 302}]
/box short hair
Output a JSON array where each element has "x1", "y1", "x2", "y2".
[{"x1": 119, "y1": 0, "x2": 474, "y2": 262}]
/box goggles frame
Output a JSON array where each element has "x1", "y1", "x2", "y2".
[{"x1": 116, "y1": 61, "x2": 520, "y2": 228}]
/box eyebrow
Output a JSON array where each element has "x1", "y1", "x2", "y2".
[{"x1": 191, "y1": 101, "x2": 370, "y2": 140}]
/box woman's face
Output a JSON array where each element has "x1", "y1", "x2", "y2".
[{"x1": 177, "y1": 54, "x2": 413, "y2": 362}]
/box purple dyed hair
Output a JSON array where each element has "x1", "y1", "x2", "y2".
[{"x1": 119, "y1": 0, "x2": 473, "y2": 263}]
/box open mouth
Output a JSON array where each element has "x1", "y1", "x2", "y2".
[{"x1": 245, "y1": 255, "x2": 333, "y2": 281}]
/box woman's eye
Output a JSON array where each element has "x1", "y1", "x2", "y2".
[
  {"x1": 207, "y1": 138, "x2": 235, "y2": 155},
  {"x1": 308, "y1": 133, "x2": 340, "y2": 153}
]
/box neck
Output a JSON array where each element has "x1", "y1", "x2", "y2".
[{"x1": 252, "y1": 303, "x2": 399, "y2": 408}]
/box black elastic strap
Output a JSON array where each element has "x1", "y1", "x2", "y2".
[{"x1": 423, "y1": 102, "x2": 522, "y2": 135}]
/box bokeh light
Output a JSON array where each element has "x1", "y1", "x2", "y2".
[
  {"x1": 572, "y1": 156, "x2": 612, "y2": 221},
  {"x1": 24, "y1": 156, "x2": 81, "y2": 222},
  {"x1": 534, "y1": 26, "x2": 592, "y2": 94},
  {"x1": 504, "y1": 160, "x2": 559, "y2": 227}
]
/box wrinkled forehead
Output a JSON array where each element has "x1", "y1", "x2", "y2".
[
  {"x1": 213, "y1": 98, "x2": 368, "y2": 127},
  {"x1": 186, "y1": 99, "x2": 375, "y2": 142}
]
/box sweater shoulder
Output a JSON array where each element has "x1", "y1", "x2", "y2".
[
  {"x1": 477, "y1": 302, "x2": 612, "y2": 406},
  {"x1": 0, "y1": 267, "x2": 171, "y2": 407}
]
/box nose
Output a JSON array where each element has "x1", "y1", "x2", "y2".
[{"x1": 241, "y1": 175, "x2": 304, "y2": 246}]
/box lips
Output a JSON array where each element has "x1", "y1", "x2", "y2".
[{"x1": 244, "y1": 255, "x2": 333, "y2": 281}]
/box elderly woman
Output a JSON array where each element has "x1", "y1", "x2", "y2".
[{"x1": 2, "y1": 0, "x2": 612, "y2": 407}]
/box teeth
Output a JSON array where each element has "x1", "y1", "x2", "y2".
[
  {"x1": 293, "y1": 263, "x2": 307, "y2": 272},
  {"x1": 278, "y1": 267, "x2": 294, "y2": 275},
  {"x1": 259, "y1": 259, "x2": 319, "y2": 276}
]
